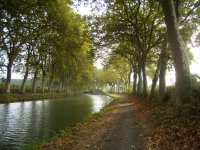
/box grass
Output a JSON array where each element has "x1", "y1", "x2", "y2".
[
  {"x1": 20, "y1": 128, "x2": 72, "y2": 150},
  {"x1": 21, "y1": 140, "x2": 46, "y2": 150}
]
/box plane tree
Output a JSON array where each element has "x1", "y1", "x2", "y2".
[
  {"x1": 104, "y1": 54, "x2": 132, "y2": 93},
  {"x1": 91, "y1": 0, "x2": 165, "y2": 97},
  {"x1": 0, "y1": 0, "x2": 95, "y2": 94},
  {"x1": 89, "y1": 0, "x2": 199, "y2": 106},
  {"x1": 159, "y1": 0, "x2": 200, "y2": 106}
]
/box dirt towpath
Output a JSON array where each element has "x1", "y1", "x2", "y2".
[
  {"x1": 42, "y1": 95, "x2": 146, "y2": 150},
  {"x1": 95, "y1": 95, "x2": 146, "y2": 150}
]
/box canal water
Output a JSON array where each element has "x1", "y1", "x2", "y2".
[{"x1": 0, "y1": 94, "x2": 113, "y2": 149}]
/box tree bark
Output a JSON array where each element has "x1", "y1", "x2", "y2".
[
  {"x1": 41, "y1": 70, "x2": 46, "y2": 93},
  {"x1": 159, "y1": 36, "x2": 168, "y2": 101},
  {"x1": 128, "y1": 69, "x2": 132, "y2": 88},
  {"x1": 21, "y1": 48, "x2": 31, "y2": 94},
  {"x1": 160, "y1": 0, "x2": 191, "y2": 106},
  {"x1": 48, "y1": 62, "x2": 55, "y2": 93},
  {"x1": 21, "y1": 69, "x2": 29, "y2": 94},
  {"x1": 59, "y1": 81, "x2": 62, "y2": 93},
  {"x1": 48, "y1": 82, "x2": 52, "y2": 93},
  {"x1": 137, "y1": 64, "x2": 143, "y2": 95},
  {"x1": 117, "y1": 85, "x2": 120, "y2": 93},
  {"x1": 48, "y1": 76, "x2": 53, "y2": 93},
  {"x1": 150, "y1": 58, "x2": 161, "y2": 100},
  {"x1": 132, "y1": 69, "x2": 137, "y2": 94},
  {"x1": 32, "y1": 65, "x2": 39, "y2": 93},
  {"x1": 5, "y1": 62, "x2": 12, "y2": 94},
  {"x1": 141, "y1": 55, "x2": 148, "y2": 97}
]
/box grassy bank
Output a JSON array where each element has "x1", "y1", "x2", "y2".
[
  {"x1": 21, "y1": 93, "x2": 122, "y2": 150},
  {"x1": 0, "y1": 93, "x2": 69, "y2": 103},
  {"x1": 107, "y1": 93, "x2": 122, "y2": 100}
]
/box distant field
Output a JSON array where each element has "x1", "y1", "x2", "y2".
[{"x1": 11, "y1": 79, "x2": 32, "y2": 85}]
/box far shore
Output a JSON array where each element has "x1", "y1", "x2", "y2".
[
  {"x1": 0, "y1": 93, "x2": 70, "y2": 103},
  {"x1": 0, "y1": 92, "x2": 118, "y2": 104}
]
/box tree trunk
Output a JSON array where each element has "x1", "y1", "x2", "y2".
[
  {"x1": 141, "y1": 55, "x2": 148, "y2": 97},
  {"x1": 160, "y1": 0, "x2": 191, "y2": 107},
  {"x1": 117, "y1": 85, "x2": 120, "y2": 93},
  {"x1": 5, "y1": 62, "x2": 12, "y2": 94},
  {"x1": 21, "y1": 47, "x2": 31, "y2": 94},
  {"x1": 32, "y1": 65, "x2": 39, "y2": 93},
  {"x1": 48, "y1": 77, "x2": 53, "y2": 93},
  {"x1": 66, "y1": 86, "x2": 69, "y2": 93},
  {"x1": 128, "y1": 69, "x2": 132, "y2": 88},
  {"x1": 0, "y1": 18, "x2": 2, "y2": 41},
  {"x1": 150, "y1": 58, "x2": 161, "y2": 100},
  {"x1": 111, "y1": 84, "x2": 114, "y2": 93},
  {"x1": 48, "y1": 82, "x2": 52, "y2": 93},
  {"x1": 41, "y1": 71, "x2": 46, "y2": 93},
  {"x1": 59, "y1": 81, "x2": 62, "y2": 93},
  {"x1": 132, "y1": 69, "x2": 137, "y2": 94},
  {"x1": 137, "y1": 65, "x2": 143, "y2": 95},
  {"x1": 21, "y1": 69, "x2": 29, "y2": 94},
  {"x1": 159, "y1": 36, "x2": 168, "y2": 101}
]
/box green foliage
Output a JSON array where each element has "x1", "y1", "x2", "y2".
[
  {"x1": 90, "y1": 53, "x2": 132, "y2": 94},
  {"x1": 0, "y1": 0, "x2": 95, "y2": 94},
  {"x1": 21, "y1": 140, "x2": 44, "y2": 150},
  {"x1": 126, "y1": 86, "x2": 133, "y2": 94},
  {"x1": 89, "y1": 0, "x2": 200, "y2": 101}
]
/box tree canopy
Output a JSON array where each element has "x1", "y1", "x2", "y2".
[
  {"x1": 88, "y1": 0, "x2": 200, "y2": 107},
  {"x1": 1, "y1": 0, "x2": 200, "y2": 108},
  {"x1": 0, "y1": 0, "x2": 94, "y2": 94}
]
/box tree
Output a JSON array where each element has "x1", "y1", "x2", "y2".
[
  {"x1": 0, "y1": 2, "x2": 26, "y2": 93},
  {"x1": 104, "y1": 54, "x2": 132, "y2": 93},
  {"x1": 159, "y1": 0, "x2": 196, "y2": 106},
  {"x1": 158, "y1": 36, "x2": 168, "y2": 101},
  {"x1": 1, "y1": 0, "x2": 56, "y2": 93},
  {"x1": 1, "y1": 0, "x2": 94, "y2": 94},
  {"x1": 90, "y1": 0, "x2": 165, "y2": 97}
]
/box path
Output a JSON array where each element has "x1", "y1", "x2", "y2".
[{"x1": 95, "y1": 96, "x2": 146, "y2": 150}]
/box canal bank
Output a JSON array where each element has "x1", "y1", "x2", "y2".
[{"x1": 0, "y1": 93, "x2": 70, "y2": 103}]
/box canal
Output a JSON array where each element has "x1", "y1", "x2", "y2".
[{"x1": 0, "y1": 94, "x2": 113, "y2": 149}]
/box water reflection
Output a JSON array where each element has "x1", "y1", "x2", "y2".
[
  {"x1": 0, "y1": 95, "x2": 112, "y2": 149},
  {"x1": 88, "y1": 95, "x2": 112, "y2": 113}
]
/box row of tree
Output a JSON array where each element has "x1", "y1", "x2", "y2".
[
  {"x1": 0, "y1": 0, "x2": 94, "y2": 94},
  {"x1": 90, "y1": 0, "x2": 200, "y2": 107},
  {"x1": 92, "y1": 56, "x2": 131, "y2": 93}
]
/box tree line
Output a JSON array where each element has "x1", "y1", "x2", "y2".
[
  {"x1": 0, "y1": 0, "x2": 94, "y2": 94},
  {"x1": 1, "y1": 0, "x2": 200, "y2": 108},
  {"x1": 89, "y1": 0, "x2": 200, "y2": 107}
]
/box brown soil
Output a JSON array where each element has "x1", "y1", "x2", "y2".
[{"x1": 42, "y1": 95, "x2": 147, "y2": 150}]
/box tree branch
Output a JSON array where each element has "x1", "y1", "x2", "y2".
[{"x1": 180, "y1": 0, "x2": 200, "y2": 25}]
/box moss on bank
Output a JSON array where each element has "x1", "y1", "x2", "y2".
[{"x1": 0, "y1": 93, "x2": 69, "y2": 103}]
